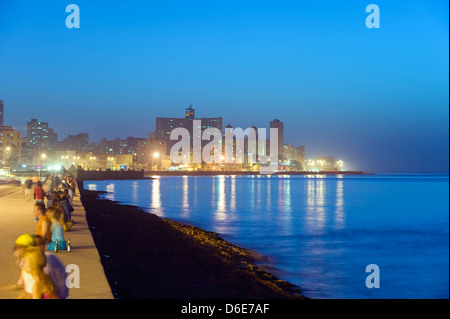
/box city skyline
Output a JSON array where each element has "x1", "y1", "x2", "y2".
[
  {"x1": 0, "y1": 103, "x2": 338, "y2": 173},
  {"x1": 0, "y1": 1, "x2": 448, "y2": 172}
]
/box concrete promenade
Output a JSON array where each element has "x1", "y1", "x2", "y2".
[{"x1": 0, "y1": 183, "x2": 113, "y2": 299}]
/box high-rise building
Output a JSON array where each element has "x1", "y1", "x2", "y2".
[
  {"x1": 26, "y1": 119, "x2": 58, "y2": 152},
  {"x1": 136, "y1": 136, "x2": 167, "y2": 170},
  {"x1": 60, "y1": 133, "x2": 89, "y2": 153},
  {"x1": 269, "y1": 119, "x2": 284, "y2": 162},
  {"x1": 223, "y1": 124, "x2": 235, "y2": 164},
  {"x1": 0, "y1": 100, "x2": 4, "y2": 127},
  {"x1": 156, "y1": 105, "x2": 223, "y2": 154},
  {"x1": 282, "y1": 144, "x2": 306, "y2": 171},
  {"x1": 296, "y1": 145, "x2": 306, "y2": 169},
  {"x1": 0, "y1": 126, "x2": 22, "y2": 167}
]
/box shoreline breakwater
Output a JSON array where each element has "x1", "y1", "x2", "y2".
[{"x1": 80, "y1": 189, "x2": 306, "y2": 299}]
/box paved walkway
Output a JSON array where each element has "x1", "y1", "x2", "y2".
[{"x1": 0, "y1": 184, "x2": 113, "y2": 299}]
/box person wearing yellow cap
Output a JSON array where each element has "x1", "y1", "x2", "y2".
[
  {"x1": 15, "y1": 234, "x2": 36, "y2": 248},
  {"x1": 0, "y1": 234, "x2": 69, "y2": 299},
  {"x1": 0, "y1": 234, "x2": 36, "y2": 297}
]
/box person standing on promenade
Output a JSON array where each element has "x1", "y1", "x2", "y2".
[
  {"x1": 24, "y1": 178, "x2": 33, "y2": 202},
  {"x1": 67, "y1": 185, "x2": 74, "y2": 206},
  {"x1": 34, "y1": 181, "x2": 46, "y2": 204},
  {"x1": 33, "y1": 203, "x2": 52, "y2": 245},
  {"x1": 62, "y1": 175, "x2": 75, "y2": 205},
  {"x1": 33, "y1": 181, "x2": 46, "y2": 222},
  {"x1": 44, "y1": 176, "x2": 55, "y2": 207},
  {"x1": 53, "y1": 174, "x2": 61, "y2": 191},
  {"x1": 69, "y1": 175, "x2": 77, "y2": 201},
  {"x1": 20, "y1": 176, "x2": 27, "y2": 194}
]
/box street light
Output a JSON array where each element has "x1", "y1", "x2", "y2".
[
  {"x1": 152, "y1": 152, "x2": 160, "y2": 171},
  {"x1": 41, "y1": 153, "x2": 47, "y2": 167}
]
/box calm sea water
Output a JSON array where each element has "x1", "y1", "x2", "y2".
[{"x1": 85, "y1": 173, "x2": 449, "y2": 299}]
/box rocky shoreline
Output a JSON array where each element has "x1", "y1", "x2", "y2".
[{"x1": 80, "y1": 189, "x2": 305, "y2": 299}]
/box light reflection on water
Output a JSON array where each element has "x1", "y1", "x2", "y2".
[
  {"x1": 151, "y1": 178, "x2": 162, "y2": 216},
  {"x1": 181, "y1": 176, "x2": 189, "y2": 218},
  {"x1": 335, "y1": 178, "x2": 345, "y2": 230},
  {"x1": 85, "y1": 174, "x2": 449, "y2": 299}
]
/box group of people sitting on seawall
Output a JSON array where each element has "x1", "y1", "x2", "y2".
[{"x1": 1, "y1": 173, "x2": 78, "y2": 299}]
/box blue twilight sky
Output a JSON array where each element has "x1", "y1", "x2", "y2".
[{"x1": 0, "y1": 0, "x2": 448, "y2": 172}]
